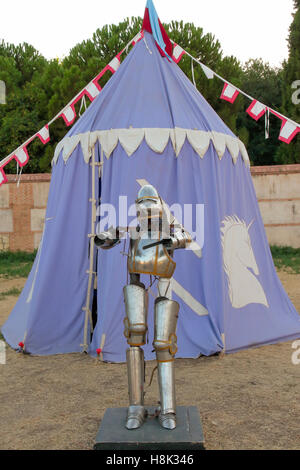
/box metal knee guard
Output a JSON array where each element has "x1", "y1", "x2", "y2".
[
  {"x1": 123, "y1": 284, "x2": 148, "y2": 347},
  {"x1": 153, "y1": 297, "x2": 179, "y2": 429},
  {"x1": 126, "y1": 347, "x2": 147, "y2": 430}
]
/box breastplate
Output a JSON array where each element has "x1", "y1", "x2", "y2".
[{"x1": 127, "y1": 235, "x2": 176, "y2": 279}]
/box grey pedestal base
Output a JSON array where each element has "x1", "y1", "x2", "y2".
[{"x1": 94, "y1": 406, "x2": 205, "y2": 451}]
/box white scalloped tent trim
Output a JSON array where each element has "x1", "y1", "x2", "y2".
[{"x1": 52, "y1": 128, "x2": 250, "y2": 166}]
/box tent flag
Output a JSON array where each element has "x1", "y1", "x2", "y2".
[
  {"x1": 246, "y1": 100, "x2": 267, "y2": 121},
  {"x1": 37, "y1": 125, "x2": 50, "y2": 145},
  {"x1": 13, "y1": 146, "x2": 30, "y2": 167},
  {"x1": 61, "y1": 106, "x2": 77, "y2": 127},
  {"x1": 132, "y1": 31, "x2": 144, "y2": 46},
  {"x1": 278, "y1": 120, "x2": 300, "y2": 144},
  {"x1": 85, "y1": 82, "x2": 101, "y2": 101},
  {"x1": 107, "y1": 54, "x2": 121, "y2": 73},
  {"x1": 200, "y1": 63, "x2": 214, "y2": 80},
  {"x1": 172, "y1": 43, "x2": 185, "y2": 64},
  {"x1": 269, "y1": 109, "x2": 300, "y2": 144},
  {"x1": 142, "y1": 0, "x2": 173, "y2": 60},
  {"x1": 220, "y1": 83, "x2": 239, "y2": 103}
]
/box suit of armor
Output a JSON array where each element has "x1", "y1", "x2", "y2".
[{"x1": 95, "y1": 185, "x2": 191, "y2": 430}]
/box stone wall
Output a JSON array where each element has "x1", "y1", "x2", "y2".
[
  {"x1": 0, "y1": 164, "x2": 299, "y2": 251},
  {"x1": 252, "y1": 164, "x2": 300, "y2": 249}
]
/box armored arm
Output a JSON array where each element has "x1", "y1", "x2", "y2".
[
  {"x1": 166, "y1": 228, "x2": 192, "y2": 251},
  {"x1": 94, "y1": 226, "x2": 127, "y2": 250},
  {"x1": 142, "y1": 228, "x2": 192, "y2": 252},
  {"x1": 143, "y1": 229, "x2": 192, "y2": 251}
]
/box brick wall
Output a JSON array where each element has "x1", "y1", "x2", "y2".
[
  {"x1": 0, "y1": 164, "x2": 299, "y2": 251},
  {"x1": 0, "y1": 174, "x2": 50, "y2": 252}
]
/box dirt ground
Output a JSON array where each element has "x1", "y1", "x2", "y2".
[{"x1": 0, "y1": 271, "x2": 299, "y2": 450}]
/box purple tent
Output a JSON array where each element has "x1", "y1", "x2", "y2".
[{"x1": 2, "y1": 15, "x2": 300, "y2": 361}]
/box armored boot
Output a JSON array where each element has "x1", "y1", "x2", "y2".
[
  {"x1": 123, "y1": 284, "x2": 148, "y2": 430},
  {"x1": 153, "y1": 297, "x2": 179, "y2": 430},
  {"x1": 126, "y1": 347, "x2": 147, "y2": 429}
]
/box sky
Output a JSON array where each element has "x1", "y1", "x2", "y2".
[{"x1": 0, "y1": 0, "x2": 296, "y2": 67}]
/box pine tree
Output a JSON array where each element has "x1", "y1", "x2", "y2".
[{"x1": 276, "y1": 0, "x2": 300, "y2": 164}]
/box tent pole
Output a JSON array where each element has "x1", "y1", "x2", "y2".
[
  {"x1": 82, "y1": 144, "x2": 98, "y2": 352},
  {"x1": 221, "y1": 333, "x2": 226, "y2": 356}
]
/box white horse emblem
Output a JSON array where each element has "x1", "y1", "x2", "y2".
[{"x1": 221, "y1": 216, "x2": 268, "y2": 309}]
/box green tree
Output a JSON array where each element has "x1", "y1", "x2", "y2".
[
  {"x1": 236, "y1": 59, "x2": 283, "y2": 165},
  {"x1": 32, "y1": 17, "x2": 247, "y2": 172},
  {"x1": 0, "y1": 16, "x2": 289, "y2": 173},
  {"x1": 276, "y1": 0, "x2": 300, "y2": 164},
  {"x1": 164, "y1": 21, "x2": 245, "y2": 136},
  {"x1": 0, "y1": 42, "x2": 49, "y2": 173},
  {"x1": 38, "y1": 18, "x2": 142, "y2": 171}
]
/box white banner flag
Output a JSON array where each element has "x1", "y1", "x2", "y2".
[{"x1": 247, "y1": 100, "x2": 266, "y2": 121}]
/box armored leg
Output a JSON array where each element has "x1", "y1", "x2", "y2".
[
  {"x1": 123, "y1": 284, "x2": 148, "y2": 429},
  {"x1": 158, "y1": 277, "x2": 172, "y2": 299},
  {"x1": 153, "y1": 297, "x2": 179, "y2": 430}
]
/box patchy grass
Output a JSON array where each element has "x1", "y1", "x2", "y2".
[
  {"x1": 270, "y1": 246, "x2": 300, "y2": 274},
  {"x1": 0, "y1": 251, "x2": 36, "y2": 279},
  {"x1": 0, "y1": 247, "x2": 299, "y2": 282},
  {"x1": 0, "y1": 288, "x2": 22, "y2": 301}
]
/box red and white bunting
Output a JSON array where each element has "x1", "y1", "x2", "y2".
[
  {"x1": 246, "y1": 100, "x2": 266, "y2": 121},
  {"x1": 14, "y1": 146, "x2": 29, "y2": 167},
  {"x1": 61, "y1": 105, "x2": 76, "y2": 127},
  {"x1": 269, "y1": 110, "x2": 300, "y2": 144},
  {"x1": 220, "y1": 83, "x2": 239, "y2": 103},
  {"x1": 0, "y1": 167, "x2": 7, "y2": 186},
  {"x1": 200, "y1": 63, "x2": 214, "y2": 80},
  {"x1": 0, "y1": 40, "x2": 139, "y2": 183},
  {"x1": 132, "y1": 31, "x2": 144, "y2": 46},
  {"x1": 278, "y1": 119, "x2": 300, "y2": 144},
  {"x1": 85, "y1": 82, "x2": 101, "y2": 101},
  {"x1": 60, "y1": 52, "x2": 123, "y2": 128},
  {"x1": 107, "y1": 55, "x2": 121, "y2": 73},
  {"x1": 172, "y1": 43, "x2": 185, "y2": 64},
  {"x1": 37, "y1": 125, "x2": 50, "y2": 144},
  {"x1": 1, "y1": 34, "x2": 300, "y2": 188}
]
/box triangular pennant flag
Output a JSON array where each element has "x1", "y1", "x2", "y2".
[
  {"x1": 61, "y1": 105, "x2": 76, "y2": 127},
  {"x1": 132, "y1": 31, "x2": 144, "y2": 46},
  {"x1": 14, "y1": 146, "x2": 29, "y2": 167},
  {"x1": 246, "y1": 100, "x2": 266, "y2": 121},
  {"x1": 37, "y1": 125, "x2": 50, "y2": 145},
  {"x1": 269, "y1": 109, "x2": 300, "y2": 144},
  {"x1": 200, "y1": 63, "x2": 214, "y2": 80},
  {"x1": 85, "y1": 82, "x2": 101, "y2": 101},
  {"x1": 142, "y1": 0, "x2": 173, "y2": 60},
  {"x1": 107, "y1": 55, "x2": 121, "y2": 73},
  {"x1": 220, "y1": 83, "x2": 239, "y2": 103},
  {"x1": 172, "y1": 43, "x2": 185, "y2": 64},
  {"x1": 279, "y1": 119, "x2": 299, "y2": 144}
]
